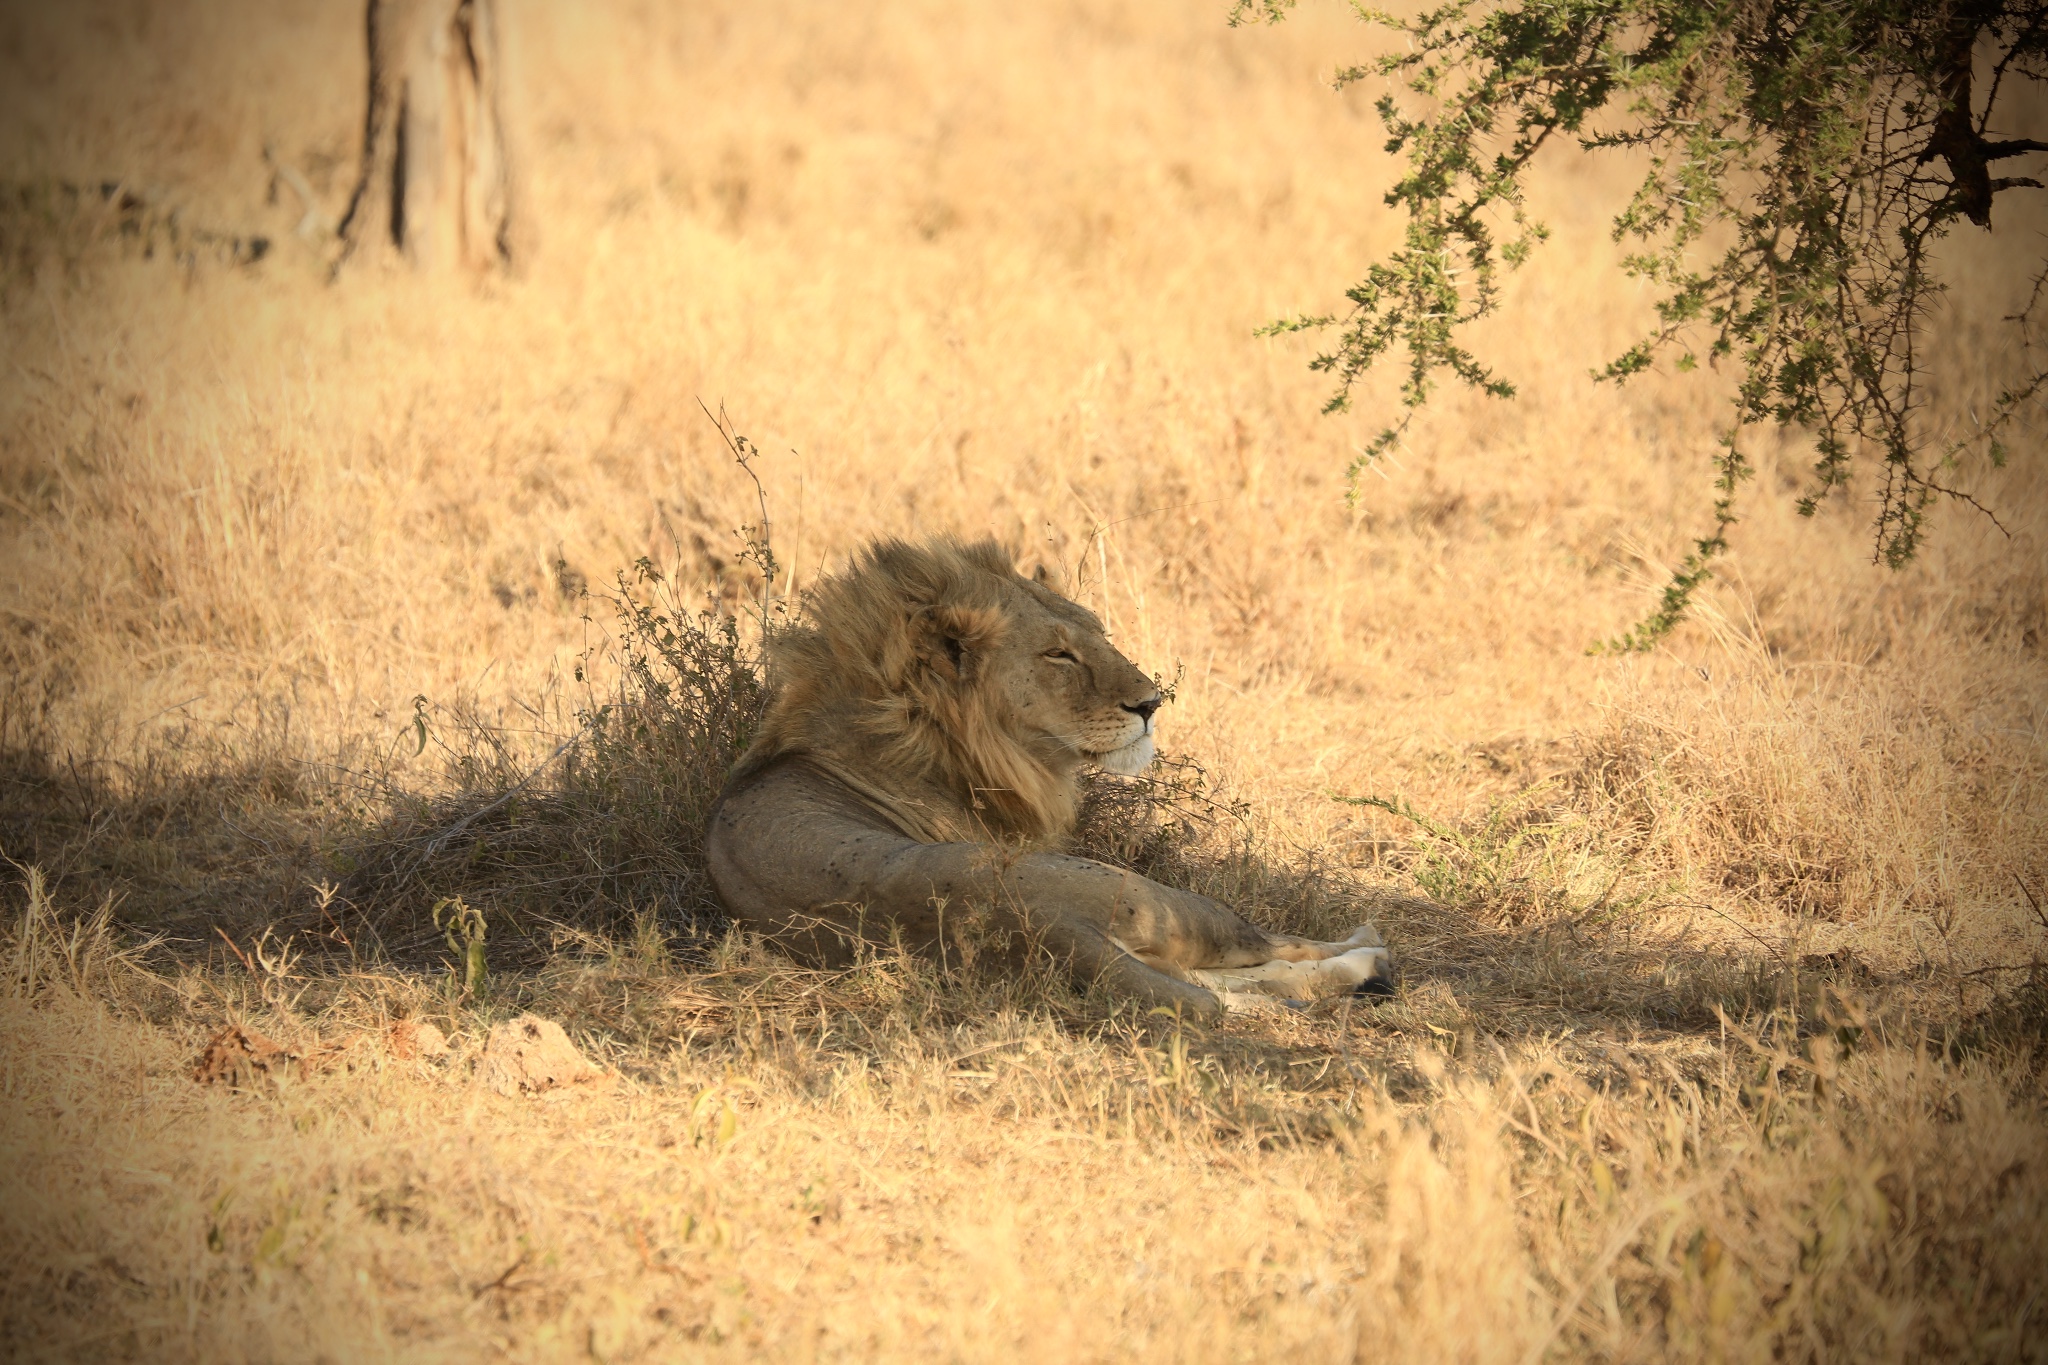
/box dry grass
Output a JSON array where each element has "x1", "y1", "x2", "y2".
[{"x1": 2, "y1": 0, "x2": 2046, "y2": 1359}]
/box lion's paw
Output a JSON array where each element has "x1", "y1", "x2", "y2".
[
  {"x1": 1217, "y1": 990, "x2": 1298, "y2": 1015},
  {"x1": 1192, "y1": 944, "x2": 1393, "y2": 1002},
  {"x1": 1322, "y1": 944, "x2": 1391, "y2": 987}
]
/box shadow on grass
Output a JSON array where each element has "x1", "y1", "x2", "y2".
[
  {"x1": 0, "y1": 738, "x2": 339, "y2": 949},
  {"x1": 4, "y1": 580, "x2": 2037, "y2": 1077},
  {"x1": 7, "y1": 721, "x2": 2030, "y2": 1062}
]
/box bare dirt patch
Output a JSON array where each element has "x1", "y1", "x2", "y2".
[{"x1": 478, "y1": 1013, "x2": 606, "y2": 1096}]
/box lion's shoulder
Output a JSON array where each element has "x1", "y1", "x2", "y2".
[{"x1": 715, "y1": 755, "x2": 958, "y2": 845}]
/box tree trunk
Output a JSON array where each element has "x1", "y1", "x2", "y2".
[{"x1": 338, "y1": 0, "x2": 525, "y2": 272}]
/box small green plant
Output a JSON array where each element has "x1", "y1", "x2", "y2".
[
  {"x1": 431, "y1": 895, "x2": 488, "y2": 999},
  {"x1": 687, "y1": 1084, "x2": 740, "y2": 1149}
]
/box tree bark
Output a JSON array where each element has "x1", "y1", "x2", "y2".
[
  {"x1": 338, "y1": 0, "x2": 525, "y2": 272},
  {"x1": 1923, "y1": 9, "x2": 2047, "y2": 229}
]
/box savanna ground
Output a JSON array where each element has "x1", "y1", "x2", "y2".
[{"x1": 2, "y1": 1, "x2": 2046, "y2": 1360}]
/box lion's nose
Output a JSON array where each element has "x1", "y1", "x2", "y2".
[{"x1": 1122, "y1": 694, "x2": 1162, "y2": 724}]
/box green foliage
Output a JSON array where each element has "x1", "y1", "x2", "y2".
[
  {"x1": 1238, "y1": 0, "x2": 2048, "y2": 643},
  {"x1": 1337, "y1": 785, "x2": 1656, "y2": 925},
  {"x1": 431, "y1": 894, "x2": 488, "y2": 998}
]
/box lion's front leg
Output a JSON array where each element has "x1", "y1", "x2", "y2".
[
  {"x1": 1107, "y1": 880, "x2": 1394, "y2": 1004},
  {"x1": 708, "y1": 763, "x2": 1392, "y2": 1014},
  {"x1": 1186, "y1": 940, "x2": 1394, "y2": 1004}
]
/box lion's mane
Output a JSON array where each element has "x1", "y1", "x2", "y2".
[{"x1": 728, "y1": 537, "x2": 1089, "y2": 845}]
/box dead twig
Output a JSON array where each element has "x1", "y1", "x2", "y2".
[
  {"x1": 410, "y1": 732, "x2": 582, "y2": 870},
  {"x1": 472, "y1": 1251, "x2": 529, "y2": 1298},
  {"x1": 213, "y1": 926, "x2": 257, "y2": 974},
  {"x1": 2015, "y1": 870, "x2": 2047, "y2": 935}
]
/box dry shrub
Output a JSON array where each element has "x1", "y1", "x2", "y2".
[{"x1": 335, "y1": 571, "x2": 767, "y2": 965}]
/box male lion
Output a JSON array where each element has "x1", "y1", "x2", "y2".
[{"x1": 705, "y1": 536, "x2": 1391, "y2": 1020}]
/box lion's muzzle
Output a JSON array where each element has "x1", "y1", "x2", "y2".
[{"x1": 1096, "y1": 731, "x2": 1156, "y2": 776}]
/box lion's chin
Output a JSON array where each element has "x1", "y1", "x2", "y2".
[{"x1": 1094, "y1": 732, "x2": 1155, "y2": 777}]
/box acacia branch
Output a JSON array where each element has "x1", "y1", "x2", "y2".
[{"x1": 1273, "y1": 0, "x2": 2044, "y2": 639}]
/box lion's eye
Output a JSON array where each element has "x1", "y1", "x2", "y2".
[{"x1": 1044, "y1": 649, "x2": 1078, "y2": 663}]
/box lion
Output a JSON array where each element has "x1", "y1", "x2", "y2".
[{"x1": 705, "y1": 536, "x2": 1391, "y2": 1020}]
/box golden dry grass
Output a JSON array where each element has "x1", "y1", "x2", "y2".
[{"x1": 2, "y1": 1, "x2": 2046, "y2": 1360}]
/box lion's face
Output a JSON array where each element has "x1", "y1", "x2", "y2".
[
  {"x1": 986, "y1": 579, "x2": 1162, "y2": 778},
  {"x1": 743, "y1": 536, "x2": 1166, "y2": 842}
]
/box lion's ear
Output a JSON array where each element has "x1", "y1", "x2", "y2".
[
  {"x1": 919, "y1": 602, "x2": 1005, "y2": 681},
  {"x1": 1028, "y1": 561, "x2": 1065, "y2": 594}
]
